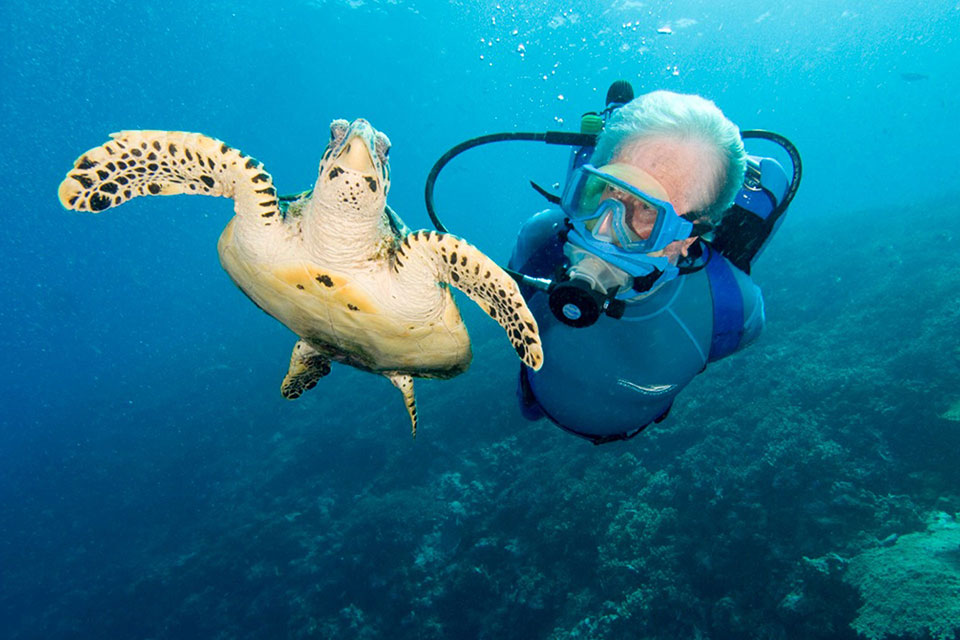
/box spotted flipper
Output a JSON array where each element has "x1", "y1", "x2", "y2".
[
  {"x1": 387, "y1": 373, "x2": 418, "y2": 438},
  {"x1": 281, "y1": 340, "x2": 331, "y2": 400},
  {"x1": 398, "y1": 231, "x2": 544, "y2": 371},
  {"x1": 58, "y1": 131, "x2": 280, "y2": 224}
]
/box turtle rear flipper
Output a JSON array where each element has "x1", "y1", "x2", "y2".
[
  {"x1": 399, "y1": 230, "x2": 544, "y2": 371},
  {"x1": 281, "y1": 340, "x2": 331, "y2": 400},
  {"x1": 58, "y1": 131, "x2": 280, "y2": 224},
  {"x1": 386, "y1": 373, "x2": 418, "y2": 438}
]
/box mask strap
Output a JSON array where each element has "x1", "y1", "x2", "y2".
[{"x1": 681, "y1": 211, "x2": 713, "y2": 237}]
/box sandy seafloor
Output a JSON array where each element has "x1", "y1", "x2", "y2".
[{"x1": 1, "y1": 1, "x2": 958, "y2": 639}]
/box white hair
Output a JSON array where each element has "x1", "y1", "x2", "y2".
[{"x1": 591, "y1": 90, "x2": 746, "y2": 225}]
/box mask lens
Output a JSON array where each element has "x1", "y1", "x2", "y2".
[
  {"x1": 561, "y1": 165, "x2": 689, "y2": 253},
  {"x1": 575, "y1": 175, "x2": 663, "y2": 245}
]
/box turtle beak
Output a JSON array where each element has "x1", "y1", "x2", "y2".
[{"x1": 336, "y1": 134, "x2": 377, "y2": 176}]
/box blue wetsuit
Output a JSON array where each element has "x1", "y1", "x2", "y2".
[{"x1": 509, "y1": 209, "x2": 765, "y2": 443}]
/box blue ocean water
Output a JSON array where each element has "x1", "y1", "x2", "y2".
[{"x1": 2, "y1": 1, "x2": 958, "y2": 638}]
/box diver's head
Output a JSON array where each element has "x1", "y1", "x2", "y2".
[
  {"x1": 551, "y1": 92, "x2": 746, "y2": 327},
  {"x1": 591, "y1": 90, "x2": 746, "y2": 230}
]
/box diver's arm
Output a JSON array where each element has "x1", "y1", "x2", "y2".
[
  {"x1": 740, "y1": 286, "x2": 765, "y2": 348},
  {"x1": 731, "y1": 267, "x2": 766, "y2": 349}
]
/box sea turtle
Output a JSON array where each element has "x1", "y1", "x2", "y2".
[{"x1": 58, "y1": 118, "x2": 543, "y2": 436}]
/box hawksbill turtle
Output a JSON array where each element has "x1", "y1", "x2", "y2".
[{"x1": 58, "y1": 118, "x2": 543, "y2": 436}]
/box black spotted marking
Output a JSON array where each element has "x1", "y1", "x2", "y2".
[
  {"x1": 296, "y1": 284, "x2": 305, "y2": 290},
  {"x1": 207, "y1": 158, "x2": 215, "y2": 170},
  {"x1": 315, "y1": 274, "x2": 334, "y2": 287},
  {"x1": 89, "y1": 193, "x2": 111, "y2": 211},
  {"x1": 77, "y1": 156, "x2": 97, "y2": 170},
  {"x1": 96, "y1": 169, "x2": 109, "y2": 180},
  {"x1": 255, "y1": 187, "x2": 275, "y2": 195},
  {"x1": 123, "y1": 190, "x2": 132, "y2": 198},
  {"x1": 71, "y1": 173, "x2": 94, "y2": 189},
  {"x1": 461, "y1": 256, "x2": 467, "y2": 266},
  {"x1": 245, "y1": 158, "x2": 258, "y2": 169},
  {"x1": 524, "y1": 335, "x2": 538, "y2": 344},
  {"x1": 152, "y1": 140, "x2": 161, "y2": 151},
  {"x1": 364, "y1": 177, "x2": 378, "y2": 192},
  {"x1": 168, "y1": 143, "x2": 178, "y2": 155},
  {"x1": 116, "y1": 161, "x2": 127, "y2": 169},
  {"x1": 147, "y1": 163, "x2": 158, "y2": 171},
  {"x1": 449, "y1": 251, "x2": 458, "y2": 264},
  {"x1": 100, "y1": 182, "x2": 118, "y2": 194},
  {"x1": 147, "y1": 152, "x2": 157, "y2": 161},
  {"x1": 147, "y1": 183, "x2": 161, "y2": 195},
  {"x1": 261, "y1": 211, "x2": 275, "y2": 218},
  {"x1": 220, "y1": 143, "x2": 229, "y2": 154},
  {"x1": 252, "y1": 173, "x2": 269, "y2": 183},
  {"x1": 259, "y1": 200, "x2": 277, "y2": 207},
  {"x1": 104, "y1": 145, "x2": 115, "y2": 155},
  {"x1": 140, "y1": 142, "x2": 147, "y2": 149},
  {"x1": 451, "y1": 272, "x2": 460, "y2": 282},
  {"x1": 347, "y1": 304, "x2": 359, "y2": 311},
  {"x1": 68, "y1": 195, "x2": 78, "y2": 206},
  {"x1": 200, "y1": 175, "x2": 215, "y2": 188},
  {"x1": 328, "y1": 167, "x2": 344, "y2": 180},
  {"x1": 131, "y1": 148, "x2": 142, "y2": 157},
  {"x1": 184, "y1": 148, "x2": 193, "y2": 161}
]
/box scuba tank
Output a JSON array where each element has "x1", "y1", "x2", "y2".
[{"x1": 709, "y1": 131, "x2": 800, "y2": 273}]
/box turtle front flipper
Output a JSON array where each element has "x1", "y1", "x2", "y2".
[
  {"x1": 58, "y1": 131, "x2": 280, "y2": 224},
  {"x1": 399, "y1": 231, "x2": 544, "y2": 371},
  {"x1": 386, "y1": 373, "x2": 418, "y2": 438},
  {"x1": 281, "y1": 340, "x2": 331, "y2": 400}
]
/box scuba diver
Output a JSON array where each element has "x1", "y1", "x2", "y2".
[{"x1": 425, "y1": 81, "x2": 801, "y2": 444}]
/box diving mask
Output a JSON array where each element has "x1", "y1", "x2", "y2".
[{"x1": 561, "y1": 163, "x2": 693, "y2": 254}]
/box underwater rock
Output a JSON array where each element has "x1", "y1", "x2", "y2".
[
  {"x1": 844, "y1": 512, "x2": 960, "y2": 640},
  {"x1": 941, "y1": 398, "x2": 960, "y2": 422}
]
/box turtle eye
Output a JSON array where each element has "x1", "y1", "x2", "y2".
[
  {"x1": 329, "y1": 119, "x2": 349, "y2": 143},
  {"x1": 374, "y1": 132, "x2": 391, "y2": 162}
]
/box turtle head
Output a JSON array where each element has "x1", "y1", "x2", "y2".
[{"x1": 313, "y1": 118, "x2": 391, "y2": 216}]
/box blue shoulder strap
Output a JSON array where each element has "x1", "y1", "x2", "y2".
[{"x1": 705, "y1": 245, "x2": 745, "y2": 362}]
